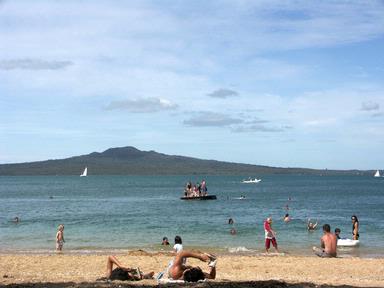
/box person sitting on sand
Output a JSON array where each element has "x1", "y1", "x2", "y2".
[
  {"x1": 168, "y1": 250, "x2": 217, "y2": 282},
  {"x1": 104, "y1": 255, "x2": 154, "y2": 281},
  {"x1": 312, "y1": 224, "x2": 337, "y2": 258},
  {"x1": 307, "y1": 218, "x2": 318, "y2": 231},
  {"x1": 264, "y1": 217, "x2": 278, "y2": 253}
]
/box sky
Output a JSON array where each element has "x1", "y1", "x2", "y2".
[{"x1": 0, "y1": 0, "x2": 383, "y2": 170}]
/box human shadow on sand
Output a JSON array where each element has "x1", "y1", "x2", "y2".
[{"x1": 0, "y1": 280, "x2": 371, "y2": 288}]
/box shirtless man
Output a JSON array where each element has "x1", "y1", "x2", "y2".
[
  {"x1": 168, "y1": 250, "x2": 217, "y2": 282},
  {"x1": 312, "y1": 224, "x2": 337, "y2": 258}
]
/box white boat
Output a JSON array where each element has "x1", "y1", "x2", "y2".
[
  {"x1": 337, "y1": 239, "x2": 360, "y2": 247},
  {"x1": 242, "y1": 178, "x2": 261, "y2": 183},
  {"x1": 374, "y1": 170, "x2": 380, "y2": 177},
  {"x1": 80, "y1": 167, "x2": 88, "y2": 177}
]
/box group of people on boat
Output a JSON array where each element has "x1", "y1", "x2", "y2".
[{"x1": 184, "y1": 180, "x2": 208, "y2": 198}]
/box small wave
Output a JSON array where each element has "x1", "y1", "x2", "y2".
[{"x1": 228, "y1": 246, "x2": 251, "y2": 253}]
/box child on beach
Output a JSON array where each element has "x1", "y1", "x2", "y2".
[
  {"x1": 173, "y1": 235, "x2": 183, "y2": 254},
  {"x1": 264, "y1": 217, "x2": 278, "y2": 253},
  {"x1": 173, "y1": 235, "x2": 186, "y2": 264},
  {"x1": 56, "y1": 224, "x2": 65, "y2": 252},
  {"x1": 335, "y1": 228, "x2": 341, "y2": 240}
]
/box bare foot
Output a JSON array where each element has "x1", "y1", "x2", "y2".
[{"x1": 143, "y1": 271, "x2": 155, "y2": 279}]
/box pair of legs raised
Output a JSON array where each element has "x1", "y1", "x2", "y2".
[{"x1": 169, "y1": 250, "x2": 216, "y2": 281}]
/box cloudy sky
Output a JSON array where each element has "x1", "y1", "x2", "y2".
[{"x1": 1, "y1": 0, "x2": 383, "y2": 169}]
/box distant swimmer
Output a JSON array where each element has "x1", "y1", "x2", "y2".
[
  {"x1": 230, "y1": 228, "x2": 237, "y2": 235},
  {"x1": 283, "y1": 214, "x2": 291, "y2": 223},
  {"x1": 307, "y1": 218, "x2": 318, "y2": 231},
  {"x1": 13, "y1": 216, "x2": 20, "y2": 223},
  {"x1": 228, "y1": 218, "x2": 234, "y2": 225},
  {"x1": 162, "y1": 237, "x2": 170, "y2": 246}
]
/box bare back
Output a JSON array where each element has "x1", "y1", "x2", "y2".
[{"x1": 321, "y1": 232, "x2": 337, "y2": 256}]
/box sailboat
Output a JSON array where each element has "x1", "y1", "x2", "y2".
[
  {"x1": 80, "y1": 167, "x2": 88, "y2": 177},
  {"x1": 374, "y1": 170, "x2": 380, "y2": 177}
]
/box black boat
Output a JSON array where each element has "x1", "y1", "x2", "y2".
[{"x1": 180, "y1": 195, "x2": 217, "y2": 200}]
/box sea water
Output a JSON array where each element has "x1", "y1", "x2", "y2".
[{"x1": 0, "y1": 175, "x2": 383, "y2": 257}]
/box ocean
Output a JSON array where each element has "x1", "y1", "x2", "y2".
[{"x1": 1, "y1": 175, "x2": 383, "y2": 257}]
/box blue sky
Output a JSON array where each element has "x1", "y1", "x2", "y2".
[{"x1": 0, "y1": 0, "x2": 383, "y2": 170}]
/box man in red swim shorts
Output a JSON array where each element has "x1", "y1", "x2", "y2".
[{"x1": 264, "y1": 217, "x2": 279, "y2": 253}]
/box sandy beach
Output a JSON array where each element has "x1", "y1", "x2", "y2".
[{"x1": 1, "y1": 251, "x2": 383, "y2": 288}]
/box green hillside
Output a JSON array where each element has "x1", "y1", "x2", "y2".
[{"x1": 0, "y1": 146, "x2": 369, "y2": 176}]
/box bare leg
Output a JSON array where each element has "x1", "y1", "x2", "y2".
[
  {"x1": 170, "y1": 251, "x2": 215, "y2": 280},
  {"x1": 203, "y1": 266, "x2": 216, "y2": 279},
  {"x1": 106, "y1": 255, "x2": 130, "y2": 278}
]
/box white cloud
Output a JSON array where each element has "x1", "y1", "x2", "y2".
[
  {"x1": 105, "y1": 98, "x2": 178, "y2": 113},
  {"x1": 183, "y1": 112, "x2": 242, "y2": 127},
  {"x1": 0, "y1": 58, "x2": 73, "y2": 70},
  {"x1": 207, "y1": 89, "x2": 239, "y2": 98},
  {"x1": 361, "y1": 101, "x2": 380, "y2": 111}
]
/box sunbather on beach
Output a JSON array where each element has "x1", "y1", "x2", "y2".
[
  {"x1": 312, "y1": 224, "x2": 337, "y2": 258},
  {"x1": 168, "y1": 250, "x2": 217, "y2": 282},
  {"x1": 105, "y1": 255, "x2": 154, "y2": 281}
]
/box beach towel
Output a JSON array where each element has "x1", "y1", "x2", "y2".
[{"x1": 158, "y1": 278, "x2": 207, "y2": 284}]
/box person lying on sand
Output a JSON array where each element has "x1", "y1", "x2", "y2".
[
  {"x1": 312, "y1": 224, "x2": 337, "y2": 258},
  {"x1": 168, "y1": 250, "x2": 217, "y2": 282},
  {"x1": 101, "y1": 255, "x2": 154, "y2": 281}
]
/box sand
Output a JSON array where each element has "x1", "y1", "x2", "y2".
[{"x1": 1, "y1": 251, "x2": 383, "y2": 287}]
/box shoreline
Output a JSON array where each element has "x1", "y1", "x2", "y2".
[
  {"x1": 1, "y1": 246, "x2": 384, "y2": 259},
  {"x1": 1, "y1": 252, "x2": 383, "y2": 287}
]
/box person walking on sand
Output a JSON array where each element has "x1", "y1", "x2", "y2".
[
  {"x1": 56, "y1": 224, "x2": 65, "y2": 252},
  {"x1": 312, "y1": 224, "x2": 337, "y2": 258},
  {"x1": 264, "y1": 217, "x2": 278, "y2": 253}
]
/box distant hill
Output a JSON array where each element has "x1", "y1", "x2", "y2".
[{"x1": 0, "y1": 146, "x2": 369, "y2": 176}]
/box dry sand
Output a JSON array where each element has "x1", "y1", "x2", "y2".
[{"x1": 1, "y1": 251, "x2": 383, "y2": 287}]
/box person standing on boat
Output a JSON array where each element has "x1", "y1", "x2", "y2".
[
  {"x1": 264, "y1": 217, "x2": 278, "y2": 253},
  {"x1": 201, "y1": 180, "x2": 207, "y2": 196},
  {"x1": 351, "y1": 215, "x2": 359, "y2": 240}
]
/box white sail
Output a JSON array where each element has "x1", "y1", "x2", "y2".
[
  {"x1": 80, "y1": 167, "x2": 88, "y2": 177},
  {"x1": 374, "y1": 170, "x2": 380, "y2": 177}
]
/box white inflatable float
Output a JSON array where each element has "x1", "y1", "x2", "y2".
[{"x1": 337, "y1": 239, "x2": 360, "y2": 247}]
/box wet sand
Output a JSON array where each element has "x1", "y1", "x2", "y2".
[{"x1": 1, "y1": 251, "x2": 383, "y2": 287}]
